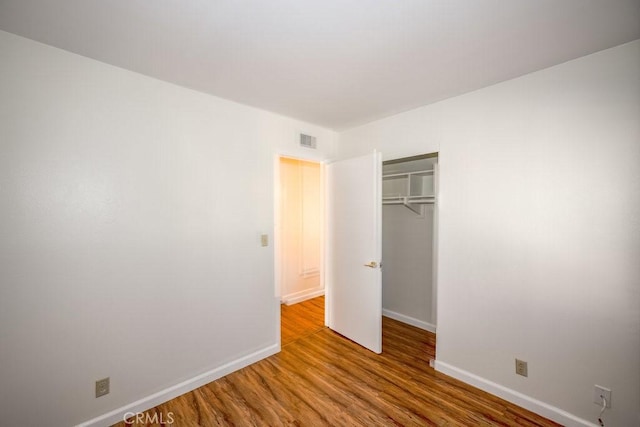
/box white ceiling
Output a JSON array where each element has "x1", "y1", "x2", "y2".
[{"x1": 1, "y1": 1, "x2": 638, "y2": 130}]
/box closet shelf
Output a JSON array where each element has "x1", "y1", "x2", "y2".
[
  {"x1": 382, "y1": 168, "x2": 436, "y2": 215},
  {"x1": 382, "y1": 169, "x2": 434, "y2": 179}
]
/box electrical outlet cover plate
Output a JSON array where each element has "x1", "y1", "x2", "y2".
[
  {"x1": 593, "y1": 385, "x2": 611, "y2": 408},
  {"x1": 95, "y1": 377, "x2": 110, "y2": 398},
  {"x1": 515, "y1": 359, "x2": 528, "y2": 377}
]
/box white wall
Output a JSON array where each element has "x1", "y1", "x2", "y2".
[
  {"x1": 0, "y1": 30, "x2": 336, "y2": 427},
  {"x1": 339, "y1": 40, "x2": 640, "y2": 427},
  {"x1": 382, "y1": 204, "x2": 434, "y2": 328},
  {"x1": 279, "y1": 158, "x2": 323, "y2": 304}
]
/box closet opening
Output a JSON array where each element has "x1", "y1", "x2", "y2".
[
  {"x1": 276, "y1": 156, "x2": 325, "y2": 347},
  {"x1": 382, "y1": 152, "x2": 438, "y2": 338}
]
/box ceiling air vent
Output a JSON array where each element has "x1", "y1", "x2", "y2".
[{"x1": 299, "y1": 133, "x2": 317, "y2": 149}]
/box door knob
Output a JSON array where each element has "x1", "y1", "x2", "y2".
[{"x1": 364, "y1": 261, "x2": 378, "y2": 268}]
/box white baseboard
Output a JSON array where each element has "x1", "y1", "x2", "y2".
[
  {"x1": 76, "y1": 343, "x2": 280, "y2": 427},
  {"x1": 282, "y1": 288, "x2": 324, "y2": 306},
  {"x1": 434, "y1": 360, "x2": 598, "y2": 427},
  {"x1": 382, "y1": 309, "x2": 436, "y2": 333}
]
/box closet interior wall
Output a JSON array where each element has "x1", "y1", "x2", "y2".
[{"x1": 382, "y1": 155, "x2": 437, "y2": 331}]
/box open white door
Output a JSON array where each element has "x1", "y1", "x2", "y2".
[{"x1": 326, "y1": 151, "x2": 382, "y2": 353}]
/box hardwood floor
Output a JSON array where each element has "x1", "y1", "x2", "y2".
[
  {"x1": 114, "y1": 297, "x2": 559, "y2": 426},
  {"x1": 280, "y1": 296, "x2": 325, "y2": 347}
]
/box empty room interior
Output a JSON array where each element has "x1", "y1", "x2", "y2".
[{"x1": 0, "y1": 1, "x2": 639, "y2": 426}]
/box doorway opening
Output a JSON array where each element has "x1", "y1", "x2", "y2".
[
  {"x1": 282, "y1": 150, "x2": 438, "y2": 355},
  {"x1": 381, "y1": 152, "x2": 438, "y2": 334},
  {"x1": 276, "y1": 156, "x2": 325, "y2": 346}
]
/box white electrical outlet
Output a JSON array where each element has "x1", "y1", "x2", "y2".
[{"x1": 593, "y1": 385, "x2": 611, "y2": 408}]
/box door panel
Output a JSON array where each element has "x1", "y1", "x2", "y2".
[{"x1": 326, "y1": 151, "x2": 382, "y2": 353}]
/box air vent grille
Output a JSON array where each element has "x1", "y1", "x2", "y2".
[{"x1": 299, "y1": 133, "x2": 317, "y2": 149}]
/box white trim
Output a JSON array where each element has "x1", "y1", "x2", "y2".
[
  {"x1": 76, "y1": 344, "x2": 279, "y2": 427},
  {"x1": 322, "y1": 160, "x2": 330, "y2": 328},
  {"x1": 434, "y1": 360, "x2": 599, "y2": 427},
  {"x1": 274, "y1": 154, "x2": 283, "y2": 300},
  {"x1": 382, "y1": 309, "x2": 436, "y2": 333},
  {"x1": 282, "y1": 287, "x2": 325, "y2": 306},
  {"x1": 277, "y1": 149, "x2": 330, "y2": 164},
  {"x1": 301, "y1": 268, "x2": 320, "y2": 278},
  {"x1": 431, "y1": 161, "x2": 439, "y2": 327}
]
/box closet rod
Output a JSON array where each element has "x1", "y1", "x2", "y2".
[
  {"x1": 382, "y1": 200, "x2": 435, "y2": 205},
  {"x1": 383, "y1": 197, "x2": 435, "y2": 214},
  {"x1": 382, "y1": 197, "x2": 435, "y2": 205}
]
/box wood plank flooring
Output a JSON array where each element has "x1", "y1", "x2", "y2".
[
  {"x1": 114, "y1": 296, "x2": 560, "y2": 426},
  {"x1": 280, "y1": 296, "x2": 325, "y2": 347}
]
